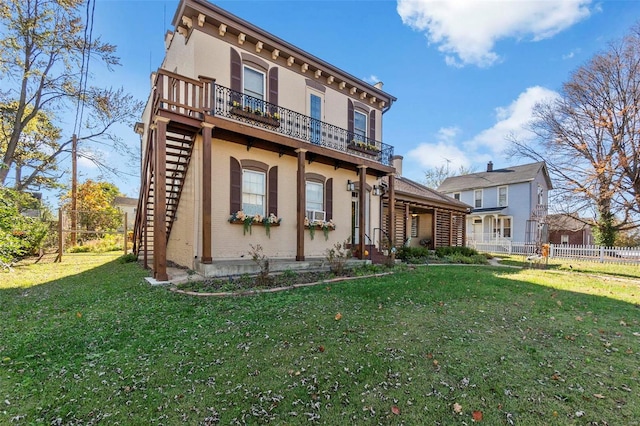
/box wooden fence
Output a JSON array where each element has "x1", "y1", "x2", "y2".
[{"x1": 469, "y1": 241, "x2": 640, "y2": 265}]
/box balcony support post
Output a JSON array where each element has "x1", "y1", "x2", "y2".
[
  {"x1": 296, "y1": 148, "x2": 307, "y2": 261},
  {"x1": 387, "y1": 173, "x2": 396, "y2": 257},
  {"x1": 201, "y1": 122, "x2": 214, "y2": 263},
  {"x1": 153, "y1": 116, "x2": 170, "y2": 281},
  {"x1": 358, "y1": 165, "x2": 367, "y2": 259}
]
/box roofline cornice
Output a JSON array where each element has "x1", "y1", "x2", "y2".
[{"x1": 173, "y1": 0, "x2": 396, "y2": 109}]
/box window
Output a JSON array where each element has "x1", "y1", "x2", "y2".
[
  {"x1": 242, "y1": 170, "x2": 265, "y2": 216},
  {"x1": 306, "y1": 181, "x2": 324, "y2": 221},
  {"x1": 503, "y1": 217, "x2": 511, "y2": 238},
  {"x1": 411, "y1": 215, "x2": 419, "y2": 238},
  {"x1": 453, "y1": 192, "x2": 461, "y2": 201},
  {"x1": 537, "y1": 184, "x2": 544, "y2": 205},
  {"x1": 243, "y1": 66, "x2": 265, "y2": 110},
  {"x1": 474, "y1": 189, "x2": 483, "y2": 208},
  {"x1": 309, "y1": 93, "x2": 322, "y2": 145},
  {"x1": 561, "y1": 235, "x2": 569, "y2": 245},
  {"x1": 354, "y1": 110, "x2": 367, "y2": 142},
  {"x1": 498, "y1": 186, "x2": 508, "y2": 207},
  {"x1": 492, "y1": 217, "x2": 512, "y2": 238}
]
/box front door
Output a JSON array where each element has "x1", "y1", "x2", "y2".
[{"x1": 351, "y1": 191, "x2": 369, "y2": 244}]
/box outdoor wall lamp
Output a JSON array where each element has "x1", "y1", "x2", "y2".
[
  {"x1": 346, "y1": 180, "x2": 356, "y2": 191},
  {"x1": 373, "y1": 185, "x2": 384, "y2": 196}
]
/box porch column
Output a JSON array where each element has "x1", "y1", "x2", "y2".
[
  {"x1": 201, "y1": 122, "x2": 214, "y2": 263},
  {"x1": 450, "y1": 211, "x2": 454, "y2": 246},
  {"x1": 358, "y1": 165, "x2": 367, "y2": 259},
  {"x1": 296, "y1": 148, "x2": 307, "y2": 261},
  {"x1": 387, "y1": 174, "x2": 395, "y2": 253},
  {"x1": 404, "y1": 203, "x2": 410, "y2": 245},
  {"x1": 462, "y1": 212, "x2": 467, "y2": 246},
  {"x1": 153, "y1": 116, "x2": 170, "y2": 281},
  {"x1": 432, "y1": 209, "x2": 437, "y2": 248}
]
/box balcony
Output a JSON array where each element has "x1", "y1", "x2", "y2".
[{"x1": 153, "y1": 70, "x2": 394, "y2": 166}]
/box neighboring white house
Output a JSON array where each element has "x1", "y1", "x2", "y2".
[{"x1": 437, "y1": 161, "x2": 552, "y2": 243}]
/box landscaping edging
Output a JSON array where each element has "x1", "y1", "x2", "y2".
[{"x1": 169, "y1": 271, "x2": 394, "y2": 297}]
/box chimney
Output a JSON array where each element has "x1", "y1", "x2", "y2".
[
  {"x1": 487, "y1": 161, "x2": 493, "y2": 172},
  {"x1": 392, "y1": 155, "x2": 403, "y2": 176}
]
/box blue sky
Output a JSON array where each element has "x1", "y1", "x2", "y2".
[{"x1": 69, "y1": 0, "x2": 640, "y2": 200}]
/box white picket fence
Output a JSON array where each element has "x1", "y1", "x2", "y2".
[{"x1": 469, "y1": 241, "x2": 640, "y2": 265}]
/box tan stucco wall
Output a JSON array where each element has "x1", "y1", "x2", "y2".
[
  {"x1": 162, "y1": 26, "x2": 384, "y2": 144},
  {"x1": 166, "y1": 135, "x2": 384, "y2": 266}
]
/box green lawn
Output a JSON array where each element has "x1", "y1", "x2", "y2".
[{"x1": 1, "y1": 254, "x2": 639, "y2": 424}]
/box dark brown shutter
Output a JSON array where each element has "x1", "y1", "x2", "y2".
[
  {"x1": 230, "y1": 156, "x2": 242, "y2": 214},
  {"x1": 268, "y1": 67, "x2": 278, "y2": 107},
  {"x1": 268, "y1": 166, "x2": 278, "y2": 217},
  {"x1": 369, "y1": 110, "x2": 376, "y2": 142},
  {"x1": 347, "y1": 100, "x2": 354, "y2": 140},
  {"x1": 230, "y1": 48, "x2": 242, "y2": 102},
  {"x1": 325, "y1": 178, "x2": 333, "y2": 221}
]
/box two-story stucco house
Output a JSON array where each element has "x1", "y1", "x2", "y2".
[
  {"x1": 438, "y1": 161, "x2": 552, "y2": 244},
  {"x1": 132, "y1": 0, "x2": 469, "y2": 280}
]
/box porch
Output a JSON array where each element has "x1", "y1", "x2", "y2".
[{"x1": 133, "y1": 69, "x2": 397, "y2": 281}]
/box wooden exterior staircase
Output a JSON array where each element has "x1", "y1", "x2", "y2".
[{"x1": 133, "y1": 126, "x2": 197, "y2": 270}]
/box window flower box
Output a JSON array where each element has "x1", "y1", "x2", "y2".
[
  {"x1": 230, "y1": 106, "x2": 280, "y2": 128},
  {"x1": 229, "y1": 211, "x2": 281, "y2": 237},
  {"x1": 347, "y1": 141, "x2": 381, "y2": 156},
  {"x1": 304, "y1": 217, "x2": 336, "y2": 241}
]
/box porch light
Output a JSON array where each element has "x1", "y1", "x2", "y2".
[
  {"x1": 346, "y1": 180, "x2": 356, "y2": 191},
  {"x1": 373, "y1": 184, "x2": 384, "y2": 196}
]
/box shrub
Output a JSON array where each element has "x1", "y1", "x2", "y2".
[
  {"x1": 396, "y1": 246, "x2": 431, "y2": 264},
  {"x1": 67, "y1": 234, "x2": 127, "y2": 253},
  {"x1": 325, "y1": 239, "x2": 351, "y2": 275},
  {"x1": 0, "y1": 188, "x2": 48, "y2": 266},
  {"x1": 435, "y1": 246, "x2": 479, "y2": 258}
]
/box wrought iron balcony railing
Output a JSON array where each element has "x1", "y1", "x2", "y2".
[{"x1": 211, "y1": 84, "x2": 394, "y2": 166}]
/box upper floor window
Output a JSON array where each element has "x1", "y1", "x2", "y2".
[
  {"x1": 242, "y1": 169, "x2": 265, "y2": 216},
  {"x1": 354, "y1": 110, "x2": 367, "y2": 142},
  {"x1": 453, "y1": 192, "x2": 461, "y2": 201},
  {"x1": 243, "y1": 66, "x2": 265, "y2": 110},
  {"x1": 474, "y1": 189, "x2": 483, "y2": 208},
  {"x1": 498, "y1": 186, "x2": 508, "y2": 207}
]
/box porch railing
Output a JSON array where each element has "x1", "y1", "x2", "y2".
[
  {"x1": 210, "y1": 84, "x2": 394, "y2": 166},
  {"x1": 151, "y1": 70, "x2": 394, "y2": 165}
]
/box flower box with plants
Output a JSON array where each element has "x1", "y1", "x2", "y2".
[
  {"x1": 347, "y1": 140, "x2": 381, "y2": 155},
  {"x1": 229, "y1": 101, "x2": 280, "y2": 127},
  {"x1": 304, "y1": 217, "x2": 336, "y2": 241},
  {"x1": 229, "y1": 211, "x2": 281, "y2": 237}
]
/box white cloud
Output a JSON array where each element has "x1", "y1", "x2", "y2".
[
  {"x1": 406, "y1": 126, "x2": 472, "y2": 171},
  {"x1": 364, "y1": 74, "x2": 380, "y2": 85},
  {"x1": 397, "y1": 0, "x2": 592, "y2": 67},
  {"x1": 465, "y1": 86, "x2": 559, "y2": 155},
  {"x1": 404, "y1": 86, "x2": 559, "y2": 178}
]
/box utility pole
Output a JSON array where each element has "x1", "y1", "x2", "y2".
[{"x1": 71, "y1": 134, "x2": 78, "y2": 246}]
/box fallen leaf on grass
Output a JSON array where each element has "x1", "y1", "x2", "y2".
[
  {"x1": 76, "y1": 312, "x2": 82, "y2": 318},
  {"x1": 472, "y1": 410, "x2": 483, "y2": 421},
  {"x1": 318, "y1": 346, "x2": 325, "y2": 353},
  {"x1": 593, "y1": 393, "x2": 605, "y2": 399},
  {"x1": 391, "y1": 405, "x2": 400, "y2": 415},
  {"x1": 453, "y1": 402, "x2": 462, "y2": 414},
  {"x1": 334, "y1": 313, "x2": 342, "y2": 321}
]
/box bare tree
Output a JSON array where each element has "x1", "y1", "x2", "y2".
[
  {"x1": 0, "y1": 0, "x2": 143, "y2": 189},
  {"x1": 508, "y1": 23, "x2": 640, "y2": 245},
  {"x1": 425, "y1": 163, "x2": 475, "y2": 189}
]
